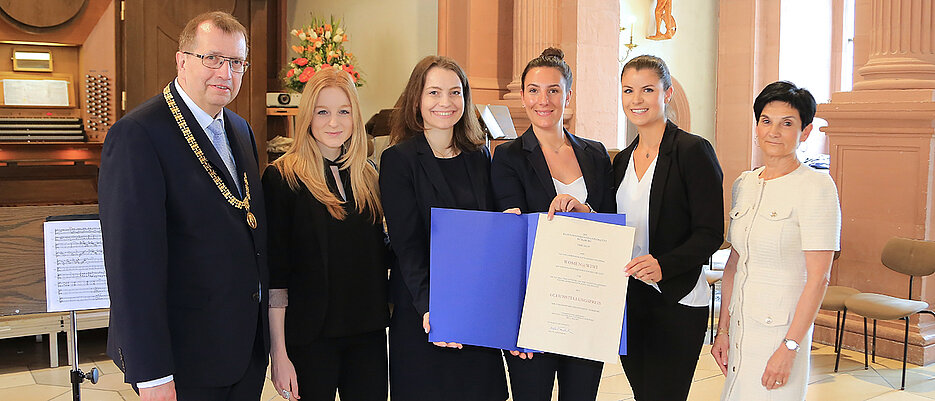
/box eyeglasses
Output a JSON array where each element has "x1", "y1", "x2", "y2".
[{"x1": 182, "y1": 51, "x2": 250, "y2": 73}]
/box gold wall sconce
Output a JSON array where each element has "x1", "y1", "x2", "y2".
[{"x1": 620, "y1": 15, "x2": 638, "y2": 60}]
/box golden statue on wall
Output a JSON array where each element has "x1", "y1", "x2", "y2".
[{"x1": 647, "y1": 0, "x2": 676, "y2": 40}]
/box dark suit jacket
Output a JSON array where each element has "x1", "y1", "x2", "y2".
[
  {"x1": 262, "y1": 165, "x2": 388, "y2": 345},
  {"x1": 612, "y1": 121, "x2": 724, "y2": 304},
  {"x1": 98, "y1": 82, "x2": 269, "y2": 387},
  {"x1": 491, "y1": 126, "x2": 614, "y2": 213},
  {"x1": 379, "y1": 133, "x2": 493, "y2": 316}
]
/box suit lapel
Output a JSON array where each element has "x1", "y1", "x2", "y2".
[
  {"x1": 464, "y1": 149, "x2": 489, "y2": 210},
  {"x1": 648, "y1": 122, "x2": 678, "y2": 238},
  {"x1": 224, "y1": 110, "x2": 256, "y2": 190},
  {"x1": 614, "y1": 139, "x2": 638, "y2": 189},
  {"x1": 415, "y1": 134, "x2": 456, "y2": 206},
  {"x1": 168, "y1": 83, "x2": 239, "y2": 193},
  {"x1": 521, "y1": 127, "x2": 557, "y2": 200},
  {"x1": 568, "y1": 131, "x2": 596, "y2": 204}
]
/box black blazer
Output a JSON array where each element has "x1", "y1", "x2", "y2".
[
  {"x1": 612, "y1": 121, "x2": 724, "y2": 304},
  {"x1": 491, "y1": 126, "x2": 614, "y2": 213},
  {"x1": 99, "y1": 82, "x2": 268, "y2": 386},
  {"x1": 379, "y1": 133, "x2": 494, "y2": 316},
  {"x1": 262, "y1": 166, "x2": 388, "y2": 344}
]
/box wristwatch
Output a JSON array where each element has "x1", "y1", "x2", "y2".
[{"x1": 783, "y1": 338, "x2": 800, "y2": 352}]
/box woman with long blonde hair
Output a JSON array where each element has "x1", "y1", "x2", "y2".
[{"x1": 263, "y1": 67, "x2": 389, "y2": 401}]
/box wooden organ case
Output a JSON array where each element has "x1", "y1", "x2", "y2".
[{"x1": 0, "y1": 0, "x2": 274, "y2": 366}]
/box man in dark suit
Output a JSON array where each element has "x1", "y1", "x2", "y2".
[{"x1": 98, "y1": 11, "x2": 268, "y2": 401}]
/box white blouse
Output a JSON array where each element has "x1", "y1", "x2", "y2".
[
  {"x1": 615, "y1": 154, "x2": 710, "y2": 307},
  {"x1": 552, "y1": 176, "x2": 588, "y2": 206}
]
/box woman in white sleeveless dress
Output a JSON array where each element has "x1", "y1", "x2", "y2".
[{"x1": 713, "y1": 81, "x2": 841, "y2": 400}]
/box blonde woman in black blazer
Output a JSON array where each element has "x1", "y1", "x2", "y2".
[
  {"x1": 614, "y1": 55, "x2": 724, "y2": 400},
  {"x1": 491, "y1": 48, "x2": 614, "y2": 401},
  {"x1": 264, "y1": 68, "x2": 389, "y2": 401},
  {"x1": 380, "y1": 55, "x2": 508, "y2": 401}
]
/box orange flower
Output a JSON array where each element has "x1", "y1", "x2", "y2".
[
  {"x1": 291, "y1": 45, "x2": 303, "y2": 53},
  {"x1": 294, "y1": 57, "x2": 308, "y2": 66},
  {"x1": 342, "y1": 34, "x2": 348, "y2": 42},
  {"x1": 346, "y1": 52, "x2": 353, "y2": 58},
  {"x1": 286, "y1": 69, "x2": 295, "y2": 78},
  {"x1": 325, "y1": 24, "x2": 332, "y2": 31}
]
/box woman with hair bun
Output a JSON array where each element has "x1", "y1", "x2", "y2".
[
  {"x1": 491, "y1": 47, "x2": 615, "y2": 401},
  {"x1": 380, "y1": 55, "x2": 508, "y2": 401},
  {"x1": 614, "y1": 55, "x2": 724, "y2": 400}
]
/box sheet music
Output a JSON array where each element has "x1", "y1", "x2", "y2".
[
  {"x1": 43, "y1": 220, "x2": 110, "y2": 312},
  {"x1": 3, "y1": 79, "x2": 70, "y2": 106}
]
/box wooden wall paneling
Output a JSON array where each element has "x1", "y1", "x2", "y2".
[
  {"x1": 0, "y1": 204, "x2": 99, "y2": 316},
  {"x1": 247, "y1": 0, "x2": 269, "y2": 166},
  {"x1": 121, "y1": 0, "x2": 269, "y2": 165}
]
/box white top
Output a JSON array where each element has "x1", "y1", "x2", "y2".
[
  {"x1": 615, "y1": 154, "x2": 710, "y2": 307},
  {"x1": 552, "y1": 176, "x2": 588, "y2": 206}
]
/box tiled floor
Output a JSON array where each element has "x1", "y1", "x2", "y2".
[{"x1": 3, "y1": 328, "x2": 935, "y2": 400}]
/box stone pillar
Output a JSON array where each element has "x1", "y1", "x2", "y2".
[
  {"x1": 503, "y1": 0, "x2": 562, "y2": 100},
  {"x1": 816, "y1": 0, "x2": 935, "y2": 365},
  {"x1": 852, "y1": 0, "x2": 935, "y2": 90}
]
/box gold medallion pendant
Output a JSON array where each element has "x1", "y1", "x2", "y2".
[{"x1": 163, "y1": 83, "x2": 258, "y2": 230}]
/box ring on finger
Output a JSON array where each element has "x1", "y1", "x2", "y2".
[{"x1": 282, "y1": 389, "x2": 291, "y2": 399}]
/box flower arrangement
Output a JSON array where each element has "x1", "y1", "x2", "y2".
[{"x1": 282, "y1": 16, "x2": 363, "y2": 92}]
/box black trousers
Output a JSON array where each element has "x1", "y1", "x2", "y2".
[
  {"x1": 388, "y1": 294, "x2": 508, "y2": 401},
  {"x1": 286, "y1": 329, "x2": 388, "y2": 401},
  {"x1": 620, "y1": 286, "x2": 709, "y2": 401},
  {"x1": 172, "y1": 315, "x2": 268, "y2": 401},
  {"x1": 505, "y1": 352, "x2": 602, "y2": 401}
]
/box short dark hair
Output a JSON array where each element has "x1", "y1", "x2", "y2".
[
  {"x1": 521, "y1": 47, "x2": 573, "y2": 90},
  {"x1": 389, "y1": 56, "x2": 484, "y2": 152},
  {"x1": 753, "y1": 81, "x2": 816, "y2": 130},
  {"x1": 178, "y1": 11, "x2": 248, "y2": 55},
  {"x1": 621, "y1": 55, "x2": 672, "y2": 90}
]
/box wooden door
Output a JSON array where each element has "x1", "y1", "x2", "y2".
[{"x1": 121, "y1": 0, "x2": 268, "y2": 159}]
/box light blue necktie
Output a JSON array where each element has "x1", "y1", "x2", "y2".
[{"x1": 205, "y1": 119, "x2": 242, "y2": 196}]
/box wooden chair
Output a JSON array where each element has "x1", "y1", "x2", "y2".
[
  {"x1": 820, "y1": 251, "x2": 857, "y2": 372},
  {"x1": 707, "y1": 239, "x2": 731, "y2": 344},
  {"x1": 843, "y1": 238, "x2": 935, "y2": 390}
]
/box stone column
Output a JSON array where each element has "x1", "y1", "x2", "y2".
[
  {"x1": 852, "y1": 0, "x2": 935, "y2": 90},
  {"x1": 815, "y1": 0, "x2": 935, "y2": 364},
  {"x1": 503, "y1": 0, "x2": 562, "y2": 100}
]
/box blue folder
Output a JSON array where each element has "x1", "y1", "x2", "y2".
[{"x1": 429, "y1": 208, "x2": 629, "y2": 355}]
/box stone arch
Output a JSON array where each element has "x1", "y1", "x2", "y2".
[{"x1": 667, "y1": 77, "x2": 691, "y2": 131}]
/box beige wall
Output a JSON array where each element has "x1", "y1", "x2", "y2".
[
  {"x1": 619, "y1": 0, "x2": 719, "y2": 145},
  {"x1": 287, "y1": 0, "x2": 438, "y2": 122}
]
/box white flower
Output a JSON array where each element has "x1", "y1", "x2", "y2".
[
  {"x1": 298, "y1": 32, "x2": 306, "y2": 41},
  {"x1": 334, "y1": 35, "x2": 343, "y2": 43},
  {"x1": 335, "y1": 28, "x2": 344, "y2": 37},
  {"x1": 325, "y1": 30, "x2": 331, "y2": 39},
  {"x1": 291, "y1": 29, "x2": 298, "y2": 36},
  {"x1": 310, "y1": 30, "x2": 318, "y2": 39}
]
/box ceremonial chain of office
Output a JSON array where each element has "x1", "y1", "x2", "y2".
[{"x1": 162, "y1": 83, "x2": 258, "y2": 229}]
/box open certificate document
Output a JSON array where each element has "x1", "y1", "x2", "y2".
[{"x1": 517, "y1": 214, "x2": 635, "y2": 363}]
